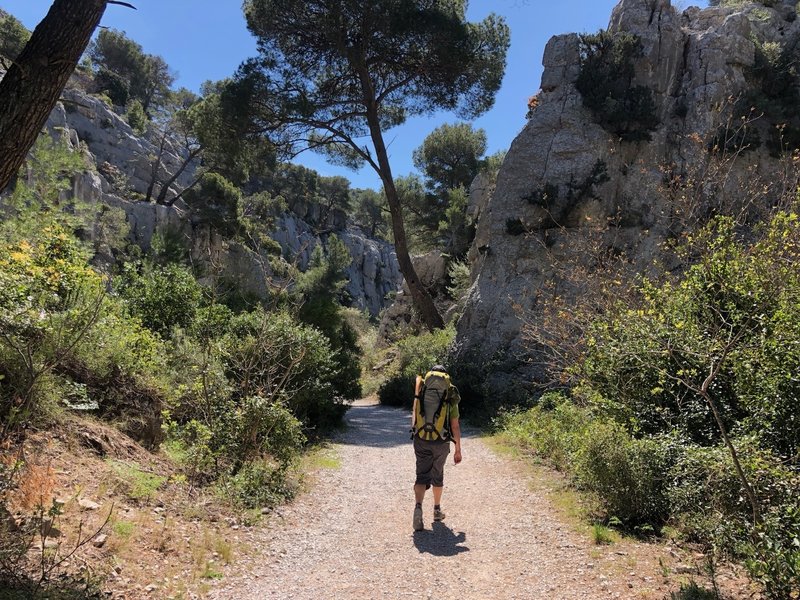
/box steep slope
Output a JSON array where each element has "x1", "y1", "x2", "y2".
[{"x1": 456, "y1": 0, "x2": 800, "y2": 396}]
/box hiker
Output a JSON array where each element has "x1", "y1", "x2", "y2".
[{"x1": 410, "y1": 364, "x2": 462, "y2": 531}]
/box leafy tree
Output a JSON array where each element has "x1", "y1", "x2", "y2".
[
  {"x1": 413, "y1": 122, "x2": 487, "y2": 199},
  {"x1": 296, "y1": 236, "x2": 362, "y2": 401},
  {"x1": 189, "y1": 80, "x2": 276, "y2": 186},
  {"x1": 183, "y1": 172, "x2": 242, "y2": 237},
  {"x1": 0, "y1": 11, "x2": 30, "y2": 66},
  {"x1": 90, "y1": 28, "x2": 175, "y2": 115},
  {"x1": 230, "y1": 0, "x2": 510, "y2": 331},
  {"x1": 352, "y1": 188, "x2": 389, "y2": 239},
  {"x1": 411, "y1": 122, "x2": 487, "y2": 253},
  {"x1": 0, "y1": 0, "x2": 128, "y2": 192}
]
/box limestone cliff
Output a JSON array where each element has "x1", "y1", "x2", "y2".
[
  {"x1": 37, "y1": 83, "x2": 401, "y2": 316},
  {"x1": 456, "y1": 0, "x2": 800, "y2": 397}
]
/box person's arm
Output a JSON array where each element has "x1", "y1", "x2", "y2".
[
  {"x1": 412, "y1": 375, "x2": 423, "y2": 429},
  {"x1": 450, "y1": 417, "x2": 462, "y2": 464}
]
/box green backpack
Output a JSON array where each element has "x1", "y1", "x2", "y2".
[{"x1": 412, "y1": 369, "x2": 454, "y2": 442}]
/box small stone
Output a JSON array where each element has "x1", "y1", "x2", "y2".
[
  {"x1": 145, "y1": 584, "x2": 157, "y2": 593},
  {"x1": 674, "y1": 564, "x2": 698, "y2": 575},
  {"x1": 78, "y1": 498, "x2": 100, "y2": 511},
  {"x1": 93, "y1": 534, "x2": 108, "y2": 548}
]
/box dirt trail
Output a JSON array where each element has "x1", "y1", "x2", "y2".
[{"x1": 207, "y1": 400, "x2": 718, "y2": 599}]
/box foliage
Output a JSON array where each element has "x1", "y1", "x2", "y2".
[
  {"x1": 352, "y1": 188, "x2": 390, "y2": 240},
  {"x1": 413, "y1": 122, "x2": 487, "y2": 195},
  {"x1": 669, "y1": 582, "x2": 721, "y2": 600},
  {"x1": 222, "y1": 456, "x2": 299, "y2": 509},
  {"x1": 222, "y1": 310, "x2": 347, "y2": 435},
  {"x1": 295, "y1": 236, "x2": 362, "y2": 402},
  {"x1": 0, "y1": 227, "x2": 106, "y2": 435},
  {"x1": 118, "y1": 263, "x2": 203, "y2": 339},
  {"x1": 580, "y1": 213, "x2": 800, "y2": 458},
  {"x1": 574, "y1": 423, "x2": 676, "y2": 529},
  {"x1": 409, "y1": 123, "x2": 486, "y2": 254},
  {"x1": 183, "y1": 172, "x2": 242, "y2": 237},
  {"x1": 378, "y1": 326, "x2": 456, "y2": 408},
  {"x1": 576, "y1": 30, "x2": 659, "y2": 141},
  {"x1": 89, "y1": 28, "x2": 174, "y2": 115},
  {"x1": 124, "y1": 99, "x2": 148, "y2": 135},
  {"x1": 745, "y1": 501, "x2": 800, "y2": 599},
  {"x1": 0, "y1": 11, "x2": 30, "y2": 64},
  {"x1": 186, "y1": 82, "x2": 276, "y2": 186}
]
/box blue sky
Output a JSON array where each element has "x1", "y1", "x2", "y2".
[{"x1": 4, "y1": 0, "x2": 632, "y2": 190}]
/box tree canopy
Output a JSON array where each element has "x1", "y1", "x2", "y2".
[
  {"x1": 90, "y1": 28, "x2": 175, "y2": 115},
  {"x1": 228, "y1": 0, "x2": 509, "y2": 330}
]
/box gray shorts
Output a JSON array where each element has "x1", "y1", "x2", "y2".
[{"x1": 414, "y1": 437, "x2": 450, "y2": 488}]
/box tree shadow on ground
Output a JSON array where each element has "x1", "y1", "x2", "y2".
[
  {"x1": 337, "y1": 404, "x2": 411, "y2": 449},
  {"x1": 412, "y1": 521, "x2": 469, "y2": 556}
]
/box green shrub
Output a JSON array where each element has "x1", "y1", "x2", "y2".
[
  {"x1": 125, "y1": 99, "x2": 148, "y2": 135},
  {"x1": 576, "y1": 30, "x2": 659, "y2": 141},
  {"x1": 745, "y1": 501, "x2": 800, "y2": 600},
  {"x1": 496, "y1": 393, "x2": 591, "y2": 471},
  {"x1": 235, "y1": 396, "x2": 305, "y2": 465},
  {"x1": 378, "y1": 325, "x2": 455, "y2": 408},
  {"x1": 223, "y1": 310, "x2": 347, "y2": 434},
  {"x1": 575, "y1": 422, "x2": 677, "y2": 529},
  {"x1": 669, "y1": 581, "x2": 720, "y2": 600},
  {"x1": 222, "y1": 457, "x2": 298, "y2": 509},
  {"x1": 0, "y1": 227, "x2": 106, "y2": 434},
  {"x1": 669, "y1": 440, "x2": 797, "y2": 553},
  {"x1": 119, "y1": 263, "x2": 203, "y2": 338}
]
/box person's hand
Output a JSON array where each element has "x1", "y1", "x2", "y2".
[{"x1": 454, "y1": 448, "x2": 462, "y2": 465}]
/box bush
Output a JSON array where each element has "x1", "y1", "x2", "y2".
[
  {"x1": 0, "y1": 227, "x2": 107, "y2": 434},
  {"x1": 125, "y1": 99, "x2": 148, "y2": 135},
  {"x1": 378, "y1": 326, "x2": 455, "y2": 408},
  {"x1": 119, "y1": 263, "x2": 203, "y2": 339},
  {"x1": 223, "y1": 458, "x2": 299, "y2": 509},
  {"x1": 745, "y1": 501, "x2": 800, "y2": 600},
  {"x1": 576, "y1": 30, "x2": 659, "y2": 141},
  {"x1": 496, "y1": 393, "x2": 591, "y2": 471},
  {"x1": 669, "y1": 439, "x2": 797, "y2": 553},
  {"x1": 574, "y1": 422, "x2": 676, "y2": 529},
  {"x1": 223, "y1": 310, "x2": 347, "y2": 434}
]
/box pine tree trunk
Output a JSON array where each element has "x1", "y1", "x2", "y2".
[
  {"x1": 353, "y1": 61, "x2": 444, "y2": 332},
  {"x1": 0, "y1": 0, "x2": 109, "y2": 192}
]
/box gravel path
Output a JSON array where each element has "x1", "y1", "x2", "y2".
[{"x1": 207, "y1": 400, "x2": 715, "y2": 599}]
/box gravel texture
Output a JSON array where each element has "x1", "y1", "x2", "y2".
[{"x1": 208, "y1": 399, "x2": 753, "y2": 600}]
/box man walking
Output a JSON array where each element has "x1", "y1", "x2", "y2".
[{"x1": 410, "y1": 364, "x2": 462, "y2": 531}]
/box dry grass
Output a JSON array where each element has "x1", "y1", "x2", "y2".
[{"x1": 0, "y1": 415, "x2": 263, "y2": 599}]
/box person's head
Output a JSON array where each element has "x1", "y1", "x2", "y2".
[{"x1": 431, "y1": 364, "x2": 447, "y2": 373}]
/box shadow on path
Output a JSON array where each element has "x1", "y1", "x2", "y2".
[
  {"x1": 412, "y1": 522, "x2": 469, "y2": 556},
  {"x1": 337, "y1": 404, "x2": 410, "y2": 448}
]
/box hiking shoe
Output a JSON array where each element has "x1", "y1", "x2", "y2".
[
  {"x1": 433, "y1": 508, "x2": 446, "y2": 522},
  {"x1": 413, "y1": 506, "x2": 424, "y2": 531}
]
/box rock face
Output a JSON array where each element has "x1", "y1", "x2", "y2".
[
  {"x1": 38, "y1": 83, "x2": 401, "y2": 316},
  {"x1": 456, "y1": 0, "x2": 800, "y2": 398}
]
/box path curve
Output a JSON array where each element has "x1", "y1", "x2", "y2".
[{"x1": 208, "y1": 400, "x2": 680, "y2": 599}]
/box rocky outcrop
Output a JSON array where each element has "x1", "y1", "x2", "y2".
[
  {"x1": 36, "y1": 83, "x2": 402, "y2": 316},
  {"x1": 456, "y1": 0, "x2": 800, "y2": 397}
]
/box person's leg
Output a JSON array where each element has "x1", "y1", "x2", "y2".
[
  {"x1": 430, "y1": 442, "x2": 450, "y2": 521},
  {"x1": 414, "y1": 483, "x2": 427, "y2": 504},
  {"x1": 413, "y1": 439, "x2": 433, "y2": 531}
]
